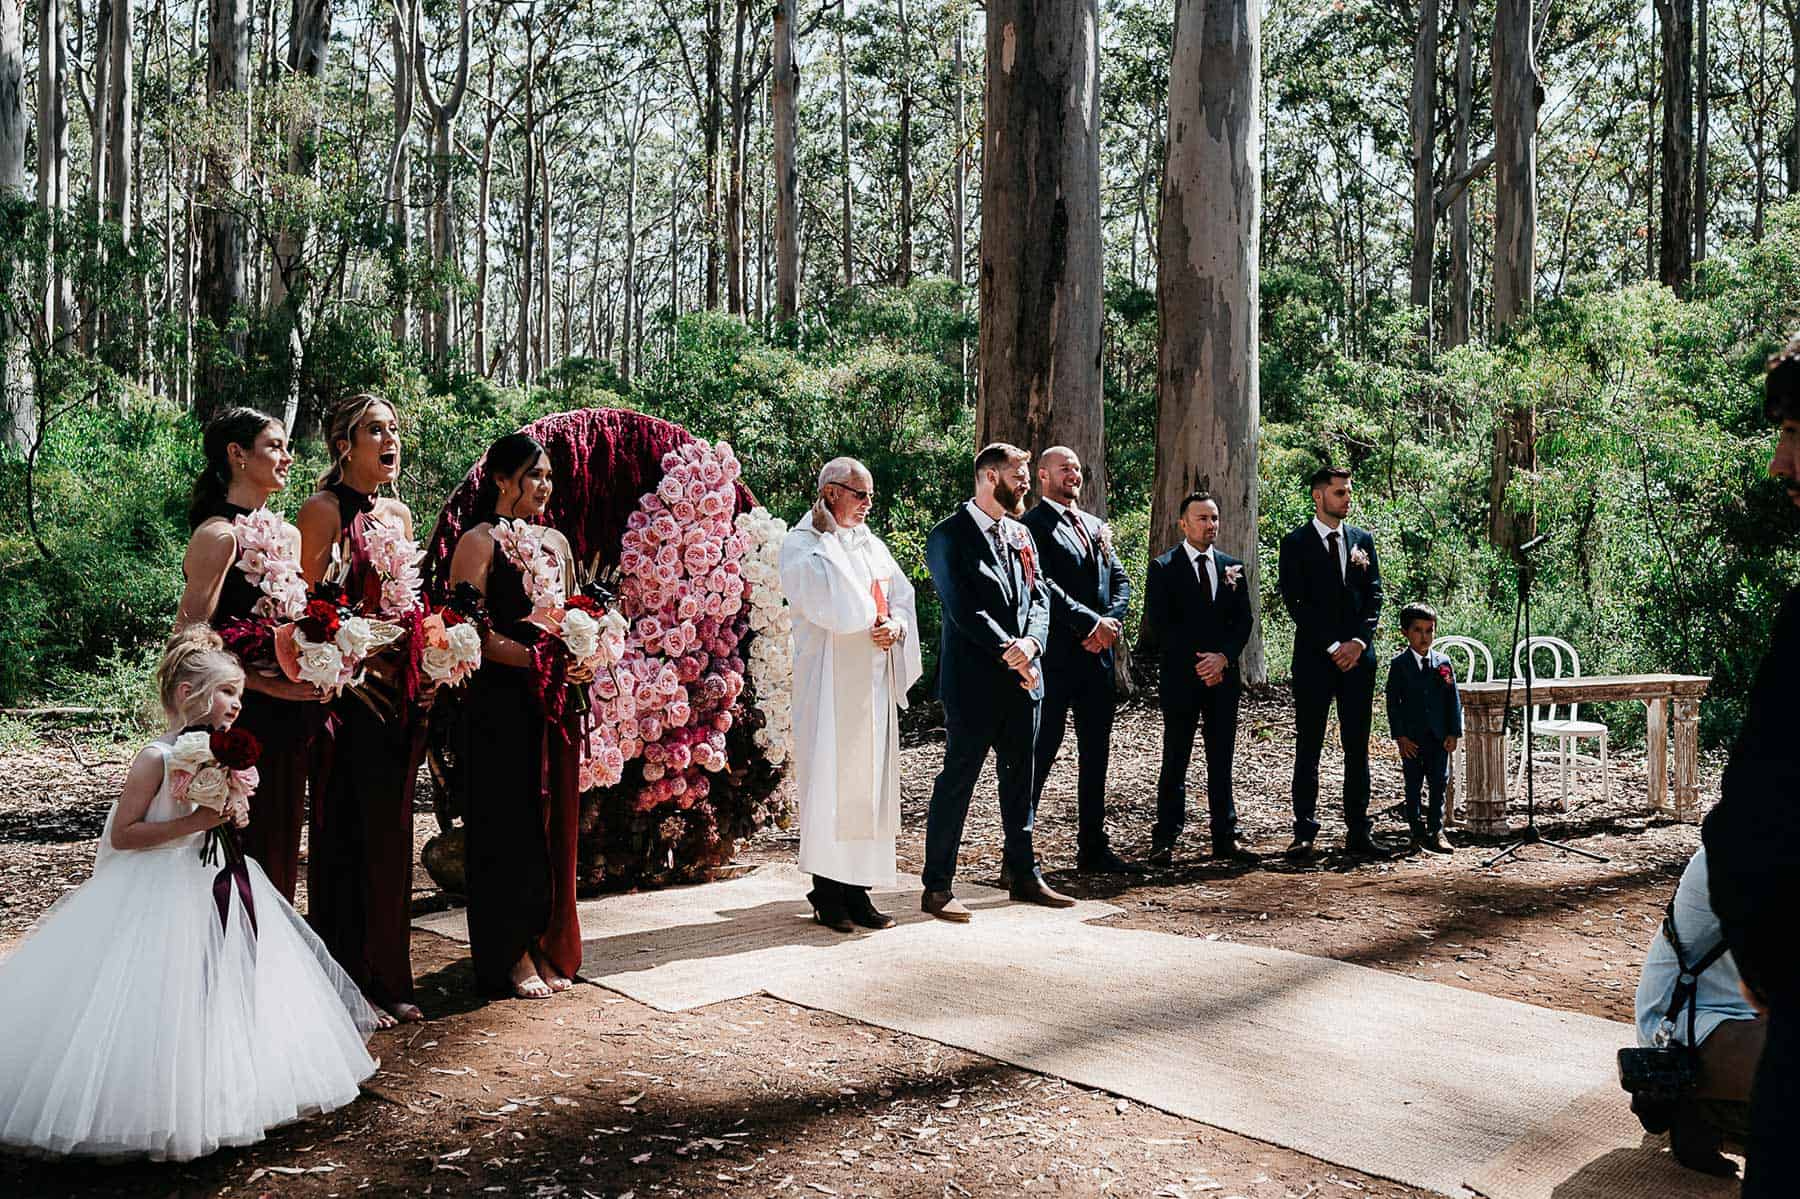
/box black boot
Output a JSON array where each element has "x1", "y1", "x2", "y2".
[
  {"x1": 1669, "y1": 1104, "x2": 1737, "y2": 1177},
  {"x1": 844, "y1": 885, "x2": 897, "y2": 930},
  {"x1": 807, "y1": 876, "x2": 855, "y2": 932}
]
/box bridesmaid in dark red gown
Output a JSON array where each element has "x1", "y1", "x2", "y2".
[
  {"x1": 175, "y1": 407, "x2": 326, "y2": 902},
  {"x1": 447, "y1": 433, "x2": 585, "y2": 1000},
  {"x1": 297, "y1": 394, "x2": 427, "y2": 1026}
]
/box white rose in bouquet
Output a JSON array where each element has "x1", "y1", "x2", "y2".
[
  {"x1": 420, "y1": 643, "x2": 458, "y2": 681},
  {"x1": 185, "y1": 765, "x2": 231, "y2": 811},
  {"x1": 560, "y1": 607, "x2": 602, "y2": 664},
  {"x1": 169, "y1": 730, "x2": 215, "y2": 776},
  {"x1": 335, "y1": 615, "x2": 378, "y2": 661},
  {"x1": 445, "y1": 621, "x2": 483, "y2": 663},
  {"x1": 296, "y1": 638, "x2": 347, "y2": 690}
]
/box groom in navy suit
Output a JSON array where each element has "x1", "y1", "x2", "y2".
[
  {"x1": 921, "y1": 443, "x2": 1072, "y2": 921},
  {"x1": 1277, "y1": 466, "x2": 1392, "y2": 859},
  {"x1": 1023, "y1": 447, "x2": 1135, "y2": 875},
  {"x1": 1144, "y1": 492, "x2": 1255, "y2": 863}
]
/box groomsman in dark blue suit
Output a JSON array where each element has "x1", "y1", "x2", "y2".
[
  {"x1": 1277, "y1": 466, "x2": 1393, "y2": 859},
  {"x1": 921, "y1": 443, "x2": 1072, "y2": 922},
  {"x1": 1144, "y1": 492, "x2": 1255, "y2": 863},
  {"x1": 1022, "y1": 447, "x2": 1135, "y2": 875}
]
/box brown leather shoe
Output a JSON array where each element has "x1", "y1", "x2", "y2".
[
  {"x1": 921, "y1": 890, "x2": 972, "y2": 923},
  {"x1": 1422, "y1": 830, "x2": 1455, "y2": 855},
  {"x1": 1008, "y1": 877, "x2": 1076, "y2": 908}
]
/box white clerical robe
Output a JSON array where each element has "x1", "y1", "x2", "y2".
[{"x1": 779, "y1": 513, "x2": 924, "y2": 887}]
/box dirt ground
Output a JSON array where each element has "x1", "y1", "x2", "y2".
[{"x1": 0, "y1": 691, "x2": 1710, "y2": 1198}]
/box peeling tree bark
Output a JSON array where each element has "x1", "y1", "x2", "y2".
[
  {"x1": 1488, "y1": 0, "x2": 1541, "y2": 547},
  {"x1": 976, "y1": 1, "x2": 1108, "y2": 516},
  {"x1": 1152, "y1": 0, "x2": 1263, "y2": 683}
]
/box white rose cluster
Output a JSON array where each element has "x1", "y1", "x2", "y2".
[{"x1": 735, "y1": 508, "x2": 794, "y2": 767}]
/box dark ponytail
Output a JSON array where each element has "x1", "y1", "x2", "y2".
[
  {"x1": 472, "y1": 432, "x2": 547, "y2": 522},
  {"x1": 188, "y1": 407, "x2": 282, "y2": 530}
]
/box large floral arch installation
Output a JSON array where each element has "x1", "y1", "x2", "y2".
[{"x1": 422, "y1": 408, "x2": 793, "y2": 892}]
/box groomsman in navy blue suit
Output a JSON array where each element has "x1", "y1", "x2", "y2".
[
  {"x1": 1144, "y1": 492, "x2": 1255, "y2": 863},
  {"x1": 1022, "y1": 447, "x2": 1135, "y2": 876},
  {"x1": 1277, "y1": 466, "x2": 1394, "y2": 859},
  {"x1": 921, "y1": 443, "x2": 1072, "y2": 922}
]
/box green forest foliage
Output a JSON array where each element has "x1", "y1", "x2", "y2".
[{"x1": 6, "y1": 212, "x2": 1800, "y2": 747}]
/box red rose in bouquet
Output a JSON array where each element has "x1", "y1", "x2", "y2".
[
  {"x1": 298, "y1": 597, "x2": 343, "y2": 643},
  {"x1": 209, "y1": 727, "x2": 262, "y2": 772}
]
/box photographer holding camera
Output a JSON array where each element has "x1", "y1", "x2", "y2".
[{"x1": 1629, "y1": 847, "x2": 1764, "y2": 1176}]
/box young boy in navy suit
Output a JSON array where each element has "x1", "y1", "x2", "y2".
[{"x1": 1384, "y1": 603, "x2": 1462, "y2": 854}]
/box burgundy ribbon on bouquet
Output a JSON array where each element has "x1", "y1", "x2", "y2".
[{"x1": 211, "y1": 833, "x2": 259, "y2": 938}]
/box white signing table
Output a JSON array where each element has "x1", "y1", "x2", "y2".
[{"x1": 1453, "y1": 673, "x2": 1710, "y2": 834}]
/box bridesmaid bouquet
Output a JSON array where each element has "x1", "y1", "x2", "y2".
[
  {"x1": 418, "y1": 608, "x2": 484, "y2": 688},
  {"x1": 168, "y1": 727, "x2": 260, "y2": 865},
  {"x1": 531, "y1": 594, "x2": 629, "y2": 678},
  {"x1": 274, "y1": 584, "x2": 405, "y2": 698}
]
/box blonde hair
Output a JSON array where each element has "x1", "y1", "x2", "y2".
[
  {"x1": 157, "y1": 627, "x2": 245, "y2": 727},
  {"x1": 318, "y1": 392, "x2": 398, "y2": 490}
]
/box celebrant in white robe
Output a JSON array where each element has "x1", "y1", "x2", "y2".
[{"x1": 779, "y1": 458, "x2": 924, "y2": 932}]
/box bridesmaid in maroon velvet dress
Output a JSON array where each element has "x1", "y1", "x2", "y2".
[
  {"x1": 447, "y1": 433, "x2": 586, "y2": 1000},
  {"x1": 175, "y1": 407, "x2": 327, "y2": 902},
  {"x1": 297, "y1": 394, "x2": 428, "y2": 1026}
]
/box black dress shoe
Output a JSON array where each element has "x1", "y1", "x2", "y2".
[
  {"x1": 1075, "y1": 848, "x2": 1140, "y2": 874},
  {"x1": 1210, "y1": 840, "x2": 1256, "y2": 863},
  {"x1": 1284, "y1": 837, "x2": 1315, "y2": 860},
  {"x1": 807, "y1": 880, "x2": 856, "y2": 932},
  {"x1": 845, "y1": 888, "x2": 897, "y2": 930},
  {"x1": 1345, "y1": 834, "x2": 1397, "y2": 859},
  {"x1": 997, "y1": 862, "x2": 1013, "y2": 892},
  {"x1": 810, "y1": 905, "x2": 855, "y2": 932},
  {"x1": 1009, "y1": 877, "x2": 1077, "y2": 908},
  {"x1": 1147, "y1": 843, "x2": 1175, "y2": 867}
]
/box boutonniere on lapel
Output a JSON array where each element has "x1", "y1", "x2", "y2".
[
  {"x1": 1001, "y1": 520, "x2": 1038, "y2": 589},
  {"x1": 1348, "y1": 545, "x2": 1371, "y2": 572},
  {"x1": 1437, "y1": 662, "x2": 1455, "y2": 686},
  {"x1": 1222, "y1": 563, "x2": 1243, "y2": 590},
  {"x1": 1095, "y1": 521, "x2": 1116, "y2": 556}
]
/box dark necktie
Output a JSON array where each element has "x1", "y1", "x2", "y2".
[
  {"x1": 1326, "y1": 530, "x2": 1342, "y2": 581},
  {"x1": 1064, "y1": 508, "x2": 1092, "y2": 557},
  {"x1": 1194, "y1": 551, "x2": 1213, "y2": 602},
  {"x1": 988, "y1": 525, "x2": 1012, "y2": 596}
]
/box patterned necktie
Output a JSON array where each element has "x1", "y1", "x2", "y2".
[
  {"x1": 988, "y1": 525, "x2": 1012, "y2": 595},
  {"x1": 1064, "y1": 507, "x2": 1092, "y2": 557}
]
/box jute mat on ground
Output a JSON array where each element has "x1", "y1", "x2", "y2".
[{"x1": 414, "y1": 865, "x2": 1711, "y2": 1198}]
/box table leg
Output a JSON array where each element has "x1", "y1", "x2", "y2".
[
  {"x1": 1673, "y1": 697, "x2": 1702, "y2": 822},
  {"x1": 1465, "y1": 705, "x2": 1510, "y2": 836},
  {"x1": 1645, "y1": 697, "x2": 1669, "y2": 814}
]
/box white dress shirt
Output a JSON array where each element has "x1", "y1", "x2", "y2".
[
  {"x1": 1182, "y1": 541, "x2": 1218, "y2": 599},
  {"x1": 1312, "y1": 516, "x2": 1364, "y2": 655}
]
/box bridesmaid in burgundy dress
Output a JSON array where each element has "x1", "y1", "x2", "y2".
[
  {"x1": 175, "y1": 407, "x2": 326, "y2": 902},
  {"x1": 447, "y1": 433, "x2": 586, "y2": 1000},
  {"x1": 297, "y1": 394, "x2": 429, "y2": 1026}
]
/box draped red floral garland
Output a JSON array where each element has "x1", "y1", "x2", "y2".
[{"x1": 422, "y1": 408, "x2": 786, "y2": 893}]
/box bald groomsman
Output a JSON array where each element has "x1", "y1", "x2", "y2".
[{"x1": 1021, "y1": 447, "x2": 1135, "y2": 875}]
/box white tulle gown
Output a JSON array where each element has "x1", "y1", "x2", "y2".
[{"x1": 0, "y1": 739, "x2": 381, "y2": 1161}]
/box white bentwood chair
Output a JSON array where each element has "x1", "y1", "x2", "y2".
[
  {"x1": 1433, "y1": 636, "x2": 1493, "y2": 828},
  {"x1": 1510, "y1": 635, "x2": 1610, "y2": 811}
]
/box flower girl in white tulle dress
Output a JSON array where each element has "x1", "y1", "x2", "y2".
[{"x1": 0, "y1": 628, "x2": 380, "y2": 1162}]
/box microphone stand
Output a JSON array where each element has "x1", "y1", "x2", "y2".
[{"x1": 1483, "y1": 538, "x2": 1609, "y2": 868}]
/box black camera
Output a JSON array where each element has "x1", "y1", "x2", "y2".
[{"x1": 1617, "y1": 1044, "x2": 1700, "y2": 1105}]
